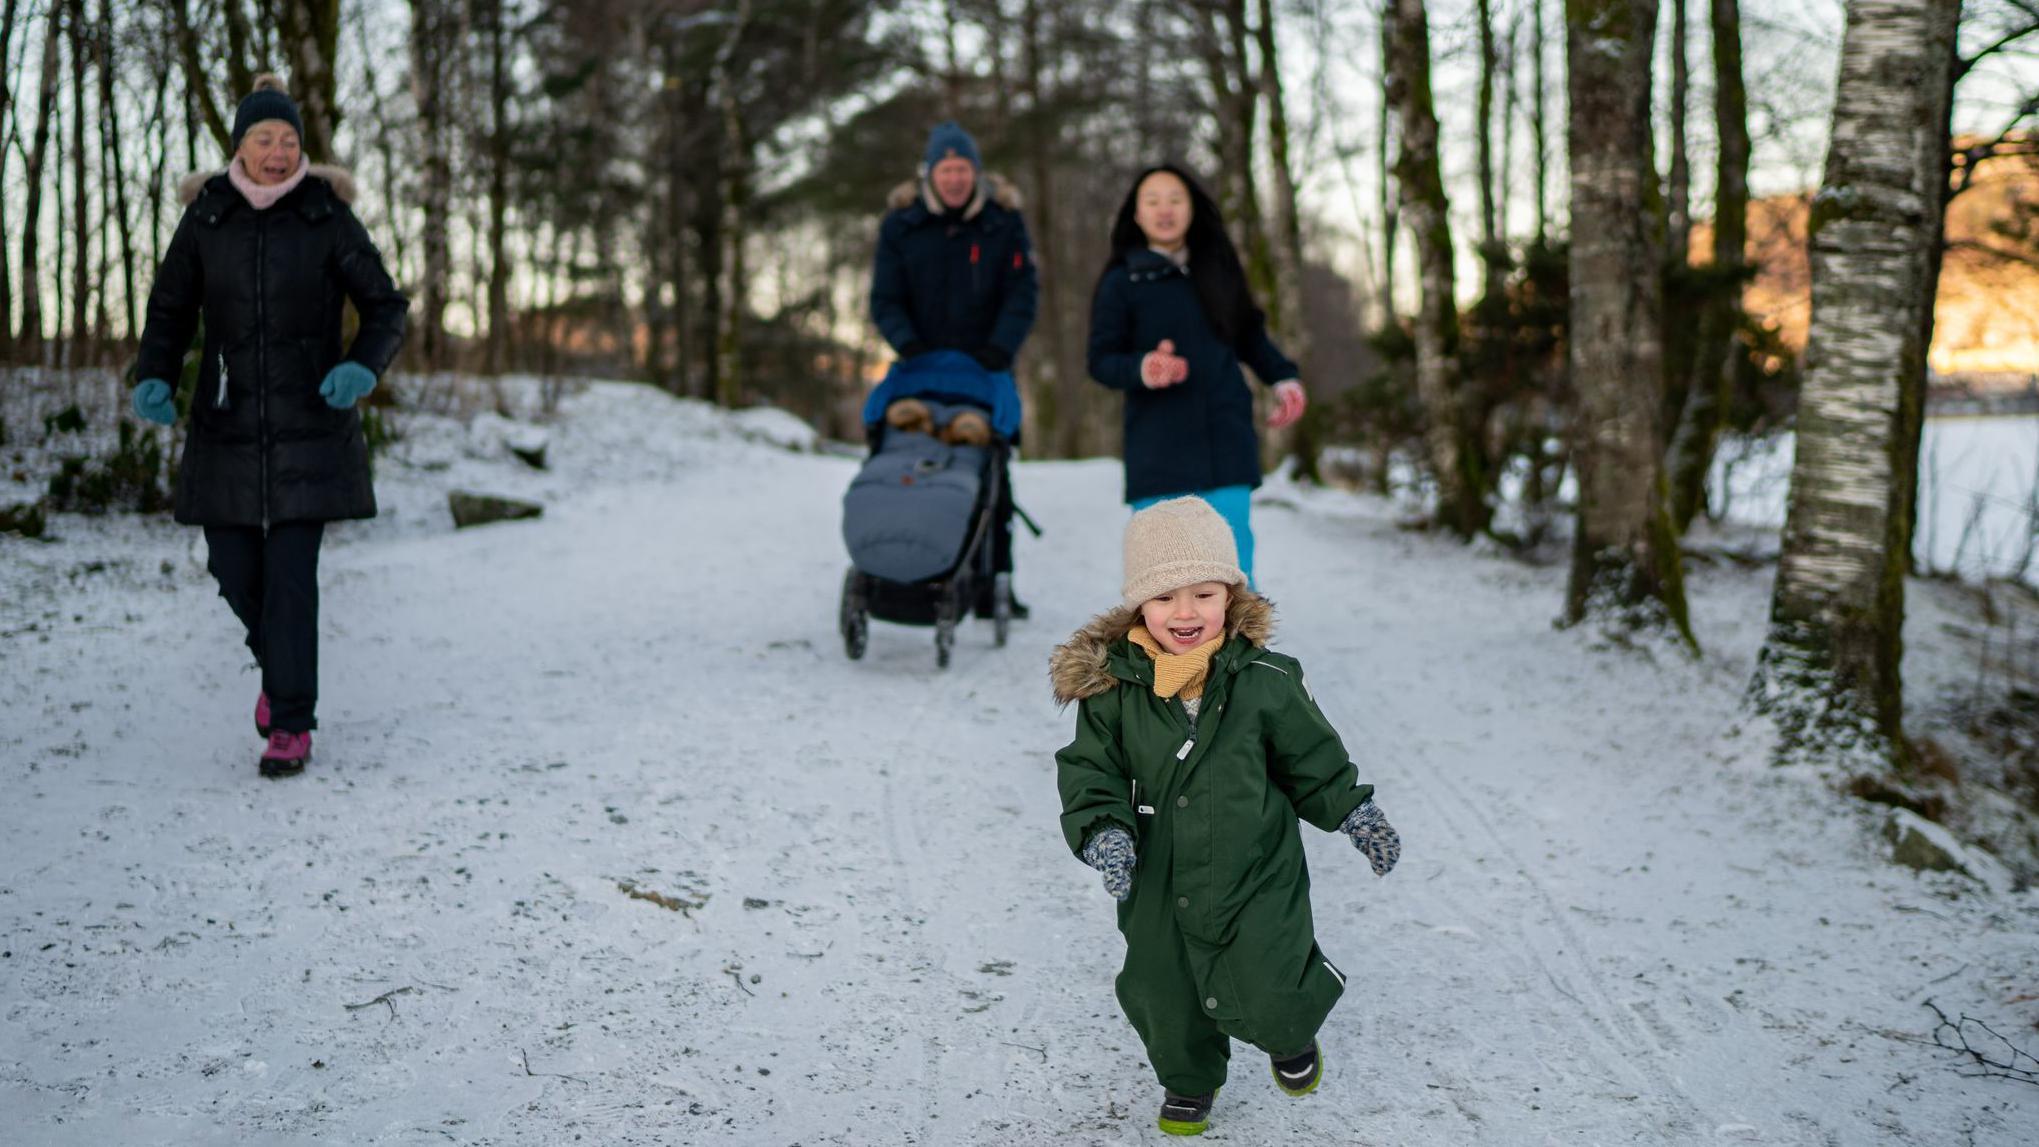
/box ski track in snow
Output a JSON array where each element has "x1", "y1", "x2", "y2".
[{"x1": 2, "y1": 383, "x2": 2036, "y2": 1146}]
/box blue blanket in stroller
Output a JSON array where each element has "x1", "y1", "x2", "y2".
[{"x1": 859, "y1": 350, "x2": 1022, "y2": 440}]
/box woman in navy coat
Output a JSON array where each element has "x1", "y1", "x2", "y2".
[{"x1": 1086, "y1": 165, "x2": 1307, "y2": 580}]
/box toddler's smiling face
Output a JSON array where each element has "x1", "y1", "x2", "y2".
[{"x1": 1140, "y1": 581, "x2": 1230, "y2": 654}]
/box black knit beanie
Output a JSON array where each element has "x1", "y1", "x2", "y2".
[{"x1": 231, "y1": 74, "x2": 303, "y2": 150}]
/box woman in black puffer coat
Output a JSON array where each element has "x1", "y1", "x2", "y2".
[
  {"x1": 130, "y1": 75, "x2": 408, "y2": 777},
  {"x1": 1086, "y1": 165, "x2": 1309, "y2": 584}
]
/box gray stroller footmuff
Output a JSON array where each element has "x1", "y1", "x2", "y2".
[{"x1": 842, "y1": 430, "x2": 990, "y2": 584}]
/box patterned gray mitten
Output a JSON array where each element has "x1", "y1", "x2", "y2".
[
  {"x1": 1340, "y1": 800, "x2": 1401, "y2": 877},
  {"x1": 1081, "y1": 826, "x2": 1137, "y2": 901}
]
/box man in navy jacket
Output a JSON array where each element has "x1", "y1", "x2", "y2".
[{"x1": 870, "y1": 122, "x2": 1037, "y2": 615}]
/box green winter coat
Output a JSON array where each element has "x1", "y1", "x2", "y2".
[{"x1": 1050, "y1": 591, "x2": 1374, "y2": 1093}]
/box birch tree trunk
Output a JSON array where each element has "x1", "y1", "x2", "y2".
[
  {"x1": 1665, "y1": 0, "x2": 1750, "y2": 531},
  {"x1": 1563, "y1": 0, "x2": 1692, "y2": 642},
  {"x1": 1386, "y1": 0, "x2": 1487, "y2": 537},
  {"x1": 17, "y1": 0, "x2": 64, "y2": 362},
  {"x1": 1750, "y1": 0, "x2": 1961, "y2": 764}
]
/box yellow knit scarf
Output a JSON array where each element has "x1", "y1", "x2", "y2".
[{"x1": 1128, "y1": 625, "x2": 1225, "y2": 700}]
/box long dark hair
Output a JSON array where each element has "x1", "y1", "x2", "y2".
[{"x1": 1102, "y1": 164, "x2": 1264, "y2": 346}]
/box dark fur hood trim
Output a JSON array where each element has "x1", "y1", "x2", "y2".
[
  {"x1": 177, "y1": 163, "x2": 357, "y2": 206},
  {"x1": 1049, "y1": 590, "x2": 1275, "y2": 705}
]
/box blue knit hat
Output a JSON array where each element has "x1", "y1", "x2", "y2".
[
  {"x1": 231, "y1": 74, "x2": 304, "y2": 150},
  {"x1": 922, "y1": 121, "x2": 981, "y2": 171}
]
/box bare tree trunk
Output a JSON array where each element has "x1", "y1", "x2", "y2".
[
  {"x1": 1665, "y1": 0, "x2": 1750, "y2": 531},
  {"x1": 411, "y1": 0, "x2": 453, "y2": 371},
  {"x1": 483, "y1": 0, "x2": 512, "y2": 376},
  {"x1": 1377, "y1": 3, "x2": 1398, "y2": 315},
  {"x1": 169, "y1": 0, "x2": 232, "y2": 155},
  {"x1": 1666, "y1": 0, "x2": 1691, "y2": 262},
  {"x1": 1386, "y1": 0, "x2": 1486, "y2": 537},
  {"x1": 711, "y1": 0, "x2": 752, "y2": 409},
  {"x1": 279, "y1": 0, "x2": 342, "y2": 163},
  {"x1": 0, "y1": 0, "x2": 21, "y2": 358},
  {"x1": 1562, "y1": 0, "x2": 1692, "y2": 642},
  {"x1": 1531, "y1": 0, "x2": 1548, "y2": 245},
  {"x1": 1021, "y1": 0, "x2": 1073, "y2": 457},
  {"x1": 1750, "y1": 0, "x2": 1961, "y2": 765},
  {"x1": 18, "y1": 0, "x2": 64, "y2": 363},
  {"x1": 1255, "y1": 0, "x2": 1308, "y2": 360},
  {"x1": 69, "y1": 0, "x2": 92, "y2": 365},
  {"x1": 1190, "y1": 1, "x2": 1270, "y2": 299},
  {"x1": 1475, "y1": 0, "x2": 1502, "y2": 301},
  {"x1": 1501, "y1": 12, "x2": 1519, "y2": 248},
  {"x1": 1901, "y1": 31, "x2": 1963, "y2": 574},
  {"x1": 98, "y1": 0, "x2": 138, "y2": 347}
]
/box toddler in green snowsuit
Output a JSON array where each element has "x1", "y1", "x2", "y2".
[{"x1": 1050, "y1": 496, "x2": 1400, "y2": 1137}]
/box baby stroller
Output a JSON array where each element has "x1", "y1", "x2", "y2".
[{"x1": 840, "y1": 351, "x2": 1022, "y2": 669}]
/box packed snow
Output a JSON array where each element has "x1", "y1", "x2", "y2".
[{"x1": 2, "y1": 379, "x2": 2036, "y2": 1145}]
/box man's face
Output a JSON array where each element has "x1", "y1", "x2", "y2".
[{"x1": 931, "y1": 156, "x2": 976, "y2": 210}]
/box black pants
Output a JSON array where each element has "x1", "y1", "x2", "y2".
[{"x1": 203, "y1": 521, "x2": 325, "y2": 734}]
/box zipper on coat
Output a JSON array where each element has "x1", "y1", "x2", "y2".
[
  {"x1": 215, "y1": 353, "x2": 230, "y2": 410},
  {"x1": 256, "y1": 217, "x2": 270, "y2": 529}
]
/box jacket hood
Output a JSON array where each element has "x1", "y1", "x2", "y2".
[
  {"x1": 887, "y1": 172, "x2": 1022, "y2": 220},
  {"x1": 1049, "y1": 589, "x2": 1275, "y2": 705},
  {"x1": 178, "y1": 163, "x2": 358, "y2": 207}
]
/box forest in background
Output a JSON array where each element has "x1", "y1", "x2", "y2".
[{"x1": 2, "y1": 0, "x2": 2039, "y2": 784}]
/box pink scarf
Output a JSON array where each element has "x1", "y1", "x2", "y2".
[{"x1": 228, "y1": 156, "x2": 311, "y2": 210}]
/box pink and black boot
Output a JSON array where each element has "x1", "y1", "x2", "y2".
[
  {"x1": 259, "y1": 730, "x2": 312, "y2": 777},
  {"x1": 255, "y1": 691, "x2": 272, "y2": 737}
]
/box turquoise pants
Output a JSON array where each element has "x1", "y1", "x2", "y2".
[{"x1": 1130, "y1": 486, "x2": 1255, "y2": 585}]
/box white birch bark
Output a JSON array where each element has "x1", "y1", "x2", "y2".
[{"x1": 1751, "y1": 0, "x2": 1962, "y2": 762}]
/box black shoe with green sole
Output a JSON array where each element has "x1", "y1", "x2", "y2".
[
  {"x1": 1157, "y1": 1089, "x2": 1215, "y2": 1136},
  {"x1": 1270, "y1": 1041, "x2": 1322, "y2": 1096}
]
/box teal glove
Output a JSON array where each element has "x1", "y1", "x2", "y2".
[
  {"x1": 131, "y1": 379, "x2": 176, "y2": 425},
  {"x1": 318, "y1": 362, "x2": 377, "y2": 410}
]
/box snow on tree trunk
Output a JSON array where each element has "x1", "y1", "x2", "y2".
[
  {"x1": 1562, "y1": 0, "x2": 1692, "y2": 643},
  {"x1": 1750, "y1": 0, "x2": 1960, "y2": 765},
  {"x1": 1386, "y1": 0, "x2": 1487, "y2": 538}
]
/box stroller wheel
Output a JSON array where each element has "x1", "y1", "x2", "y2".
[
  {"x1": 840, "y1": 568, "x2": 869, "y2": 661},
  {"x1": 992, "y1": 573, "x2": 1012, "y2": 648}
]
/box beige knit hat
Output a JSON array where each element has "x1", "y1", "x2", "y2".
[{"x1": 1122, "y1": 497, "x2": 1246, "y2": 606}]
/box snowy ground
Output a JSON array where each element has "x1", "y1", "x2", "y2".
[{"x1": 3, "y1": 381, "x2": 2037, "y2": 1146}]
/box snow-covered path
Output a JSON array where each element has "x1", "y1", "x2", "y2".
[{"x1": 3, "y1": 386, "x2": 2036, "y2": 1145}]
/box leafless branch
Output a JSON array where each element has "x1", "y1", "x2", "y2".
[
  {"x1": 1922, "y1": 999, "x2": 2039, "y2": 1085},
  {"x1": 343, "y1": 985, "x2": 418, "y2": 1019},
  {"x1": 519, "y1": 1047, "x2": 590, "y2": 1084}
]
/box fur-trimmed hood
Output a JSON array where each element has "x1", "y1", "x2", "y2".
[
  {"x1": 886, "y1": 172, "x2": 1022, "y2": 220},
  {"x1": 177, "y1": 163, "x2": 358, "y2": 207},
  {"x1": 1049, "y1": 590, "x2": 1276, "y2": 706}
]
